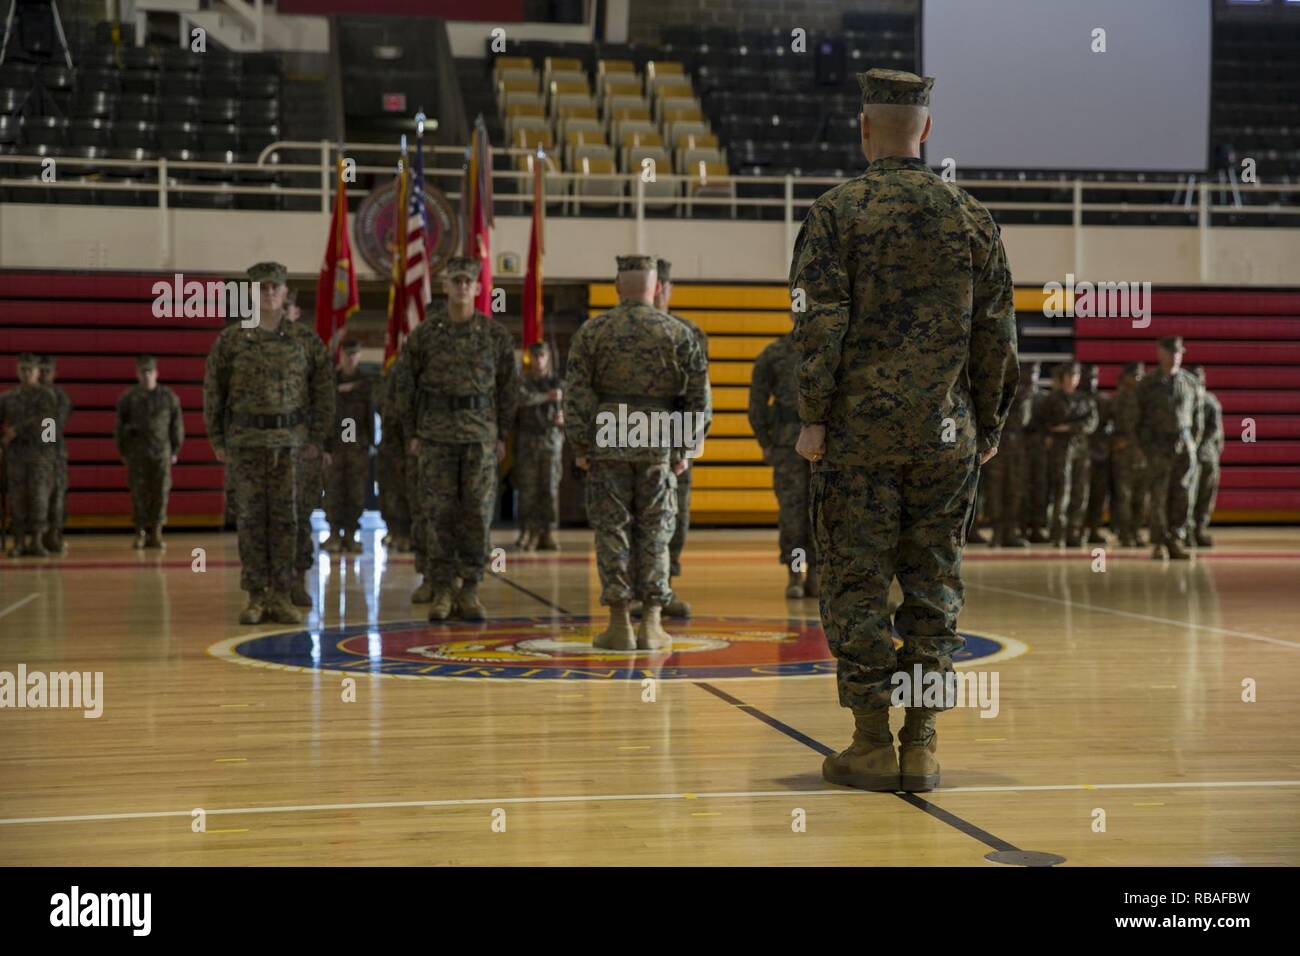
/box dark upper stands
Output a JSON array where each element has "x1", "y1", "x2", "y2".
[
  {"x1": 0, "y1": 21, "x2": 310, "y2": 209},
  {"x1": 1, "y1": 13, "x2": 1298, "y2": 222}
]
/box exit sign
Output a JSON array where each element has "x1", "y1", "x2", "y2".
[{"x1": 383, "y1": 93, "x2": 407, "y2": 112}]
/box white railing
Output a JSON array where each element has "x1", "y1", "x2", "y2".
[{"x1": 2, "y1": 139, "x2": 1297, "y2": 278}]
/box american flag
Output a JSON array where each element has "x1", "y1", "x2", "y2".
[{"x1": 384, "y1": 126, "x2": 433, "y2": 365}]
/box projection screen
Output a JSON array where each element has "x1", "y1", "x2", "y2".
[{"x1": 920, "y1": 0, "x2": 1212, "y2": 172}]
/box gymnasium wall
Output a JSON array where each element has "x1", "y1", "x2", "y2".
[{"x1": 2, "y1": 204, "x2": 1299, "y2": 286}]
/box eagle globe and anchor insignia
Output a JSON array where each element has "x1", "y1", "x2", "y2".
[
  {"x1": 354, "y1": 178, "x2": 459, "y2": 277},
  {"x1": 211, "y1": 616, "x2": 1025, "y2": 682}
]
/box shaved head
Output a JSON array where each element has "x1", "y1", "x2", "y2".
[
  {"x1": 860, "y1": 104, "x2": 931, "y2": 161},
  {"x1": 616, "y1": 269, "x2": 657, "y2": 302}
]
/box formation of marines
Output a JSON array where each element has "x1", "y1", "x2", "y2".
[{"x1": 972, "y1": 337, "x2": 1222, "y2": 559}]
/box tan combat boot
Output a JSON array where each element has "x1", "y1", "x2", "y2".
[
  {"x1": 132, "y1": 528, "x2": 148, "y2": 550},
  {"x1": 239, "y1": 590, "x2": 267, "y2": 625},
  {"x1": 344, "y1": 533, "x2": 363, "y2": 553},
  {"x1": 822, "y1": 709, "x2": 899, "y2": 792},
  {"x1": 264, "y1": 591, "x2": 303, "y2": 625},
  {"x1": 518, "y1": 529, "x2": 538, "y2": 552},
  {"x1": 457, "y1": 581, "x2": 486, "y2": 621},
  {"x1": 593, "y1": 602, "x2": 636, "y2": 650},
  {"x1": 428, "y1": 589, "x2": 455, "y2": 622},
  {"x1": 29, "y1": 535, "x2": 48, "y2": 557},
  {"x1": 663, "y1": 594, "x2": 691, "y2": 618},
  {"x1": 145, "y1": 525, "x2": 164, "y2": 549},
  {"x1": 325, "y1": 530, "x2": 344, "y2": 553},
  {"x1": 535, "y1": 529, "x2": 560, "y2": 551},
  {"x1": 785, "y1": 569, "x2": 805, "y2": 598},
  {"x1": 637, "y1": 604, "x2": 673, "y2": 651},
  {"x1": 803, "y1": 566, "x2": 820, "y2": 598},
  {"x1": 898, "y1": 708, "x2": 941, "y2": 792},
  {"x1": 1167, "y1": 537, "x2": 1191, "y2": 560},
  {"x1": 289, "y1": 575, "x2": 313, "y2": 608},
  {"x1": 411, "y1": 579, "x2": 434, "y2": 603}
]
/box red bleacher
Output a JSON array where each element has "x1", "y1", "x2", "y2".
[
  {"x1": 0, "y1": 271, "x2": 225, "y2": 527},
  {"x1": 1076, "y1": 289, "x2": 1300, "y2": 521}
]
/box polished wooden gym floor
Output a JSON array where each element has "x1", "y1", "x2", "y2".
[{"x1": 2, "y1": 522, "x2": 1298, "y2": 866}]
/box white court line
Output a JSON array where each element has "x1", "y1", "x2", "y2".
[
  {"x1": 0, "y1": 593, "x2": 39, "y2": 621},
  {"x1": 967, "y1": 582, "x2": 1300, "y2": 650},
  {"x1": 2, "y1": 779, "x2": 1298, "y2": 827}
]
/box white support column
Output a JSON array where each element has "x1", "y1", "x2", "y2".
[
  {"x1": 784, "y1": 174, "x2": 794, "y2": 261},
  {"x1": 1072, "y1": 179, "x2": 1084, "y2": 278},
  {"x1": 1198, "y1": 182, "x2": 1211, "y2": 283},
  {"x1": 158, "y1": 158, "x2": 170, "y2": 267},
  {"x1": 634, "y1": 175, "x2": 645, "y2": 253},
  {"x1": 320, "y1": 140, "x2": 330, "y2": 215}
]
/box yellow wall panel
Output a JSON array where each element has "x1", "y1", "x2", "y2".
[
  {"x1": 709, "y1": 336, "x2": 776, "y2": 360},
  {"x1": 690, "y1": 465, "x2": 773, "y2": 489},
  {"x1": 699, "y1": 437, "x2": 763, "y2": 461},
  {"x1": 712, "y1": 386, "x2": 750, "y2": 411},
  {"x1": 710, "y1": 362, "x2": 754, "y2": 385},
  {"x1": 705, "y1": 412, "x2": 756, "y2": 437}
]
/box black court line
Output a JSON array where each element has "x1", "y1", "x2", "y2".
[
  {"x1": 693, "y1": 681, "x2": 1027, "y2": 857},
  {"x1": 492, "y1": 573, "x2": 573, "y2": 615}
]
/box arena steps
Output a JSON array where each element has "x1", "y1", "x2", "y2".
[
  {"x1": 587, "y1": 282, "x2": 1299, "y2": 525},
  {"x1": 1076, "y1": 288, "x2": 1300, "y2": 522},
  {"x1": 0, "y1": 270, "x2": 226, "y2": 528}
]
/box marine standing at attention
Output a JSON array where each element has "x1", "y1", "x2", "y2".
[
  {"x1": 115, "y1": 355, "x2": 184, "y2": 549},
  {"x1": 789, "y1": 68, "x2": 1018, "y2": 792},
  {"x1": 564, "y1": 255, "x2": 710, "y2": 652},
  {"x1": 203, "y1": 262, "x2": 334, "y2": 624},
  {"x1": 396, "y1": 257, "x2": 520, "y2": 622}
]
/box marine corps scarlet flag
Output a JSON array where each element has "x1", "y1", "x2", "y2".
[
  {"x1": 316, "y1": 154, "x2": 359, "y2": 344},
  {"x1": 521, "y1": 147, "x2": 545, "y2": 353},
  {"x1": 463, "y1": 114, "x2": 494, "y2": 316}
]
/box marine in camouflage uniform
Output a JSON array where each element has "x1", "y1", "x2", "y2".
[
  {"x1": 1108, "y1": 362, "x2": 1147, "y2": 547},
  {"x1": 790, "y1": 69, "x2": 1018, "y2": 793},
  {"x1": 1080, "y1": 364, "x2": 1113, "y2": 544},
  {"x1": 114, "y1": 355, "x2": 184, "y2": 549},
  {"x1": 324, "y1": 339, "x2": 375, "y2": 554},
  {"x1": 1023, "y1": 382, "x2": 1054, "y2": 542},
  {"x1": 203, "y1": 262, "x2": 335, "y2": 624},
  {"x1": 654, "y1": 258, "x2": 711, "y2": 613},
  {"x1": 564, "y1": 254, "x2": 710, "y2": 652},
  {"x1": 1, "y1": 354, "x2": 60, "y2": 556},
  {"x1": 396, "y1": 257, "x2": 520, "y2": 622},
  {"x1": 1037, "y1": 362, "x2": 1099, "y2": 547},
  {"x1": 982, "y1": 362, "x2": 1037, "y2": 547},
  {"x1": 37, "y1": 355, "x2": 72, "y2": 554},
  {"x1": 377, "y1": 358, "x2": 413, "y2": 551},
  {"x1": 1187, "y1": 364, "x2": 1222, "y2": 548},
  {"x1": 1136, "y1": 336, "x2": 1198, "y2": 560},
  {"x1": 514, "y1": 341, "x2": 564, "y2": 552},
  {"x1": 284, "y1": 291, "x2": 335, "y2": 605},
  {"x1": 748, "y1": 326, "x2": 819, "y2": 594}
]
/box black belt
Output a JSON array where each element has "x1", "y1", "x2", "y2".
[
  {"x1": 231, "y1": 410, "x2": 305, "y2": 429},
  {"x1": 599, "y1": 393, "x2": 677, "y2": 411},
  {"x1": 424, "y1": 393, "x2": 492, "y2": 411}
]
